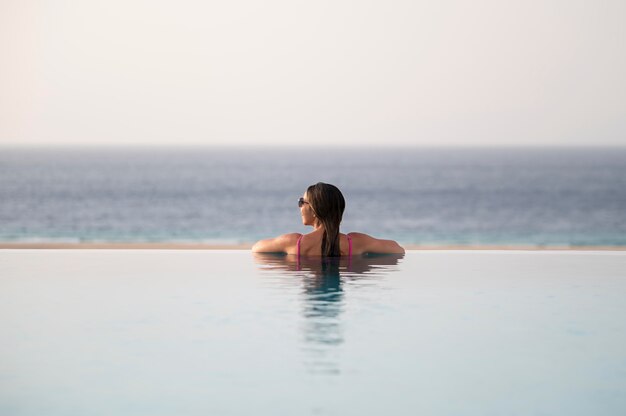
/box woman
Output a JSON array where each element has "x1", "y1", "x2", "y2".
[{"x1": 252, "y1": 182, "x2": 405, "y2": 256}]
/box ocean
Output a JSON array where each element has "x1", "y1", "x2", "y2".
[{"x1": 1, "y1": 146, "x2": 625, "y2": 246}]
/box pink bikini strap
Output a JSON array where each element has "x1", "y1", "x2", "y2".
[
  {"x1": 296, "y1": 234, "x2": 303, "y2": 271},
  {"x1": 347, "y1": 234, "x2": 352, "y2": 257},
  {"x1": 346, "y1": 233, "x2": 352, "y2": 271},
  {"x1": 297, "y1": 235, "x2": 303, "y2": 257}
]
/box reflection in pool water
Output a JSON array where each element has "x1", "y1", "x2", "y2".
[
  {"x1": 253, "y1": 253, "x2": 404, "y2": 374},
  {"x1": 2, "y1": 250, "x2": 625, "y2": 415}
]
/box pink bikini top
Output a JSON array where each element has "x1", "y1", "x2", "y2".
[{"x1": 296, "y1": 233, "x2": 352, "y2": 258}]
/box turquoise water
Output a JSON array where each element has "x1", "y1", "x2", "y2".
[{"x1": 1, "y1": 250, "x2": 626, "y2": 415}]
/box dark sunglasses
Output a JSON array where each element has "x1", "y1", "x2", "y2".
[{"x1": 298, "y1": 197, "x2": 310, "y2": 208}]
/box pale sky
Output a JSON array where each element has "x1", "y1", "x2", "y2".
[{"x1": 1, "y1": 0, "x2": 624, "y2": 147}]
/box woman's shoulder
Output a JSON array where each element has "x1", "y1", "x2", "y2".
[
  {"x1": 344, "y1": 232, "x2": 375, "y2": 246},
  {"x1": 251, "y1": 233, "x2": 302, "y2": 253},
  {"x1": 266, "y1": 232, "x2": 302, "y2": 243},
  {"x1": 344, "y1": 232, "x2": 405, "y2": 254},
  {"x1": 283, "y1": 232, "x2": 303, "y2": 240},
  {"x1": 277, "y1": 233, "x2": 303, "y2": 247},
  {"x1": 345, "y1": 232, "x2": 372, "y2": 240}
]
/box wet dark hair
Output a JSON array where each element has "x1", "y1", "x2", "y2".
[{"x1": 306, "y1": 182, "x2": 346, "y2": 257}]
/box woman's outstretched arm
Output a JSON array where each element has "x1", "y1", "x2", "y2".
[{"x1": 251, "y1": 233, "x2": 301, "y2": 253}]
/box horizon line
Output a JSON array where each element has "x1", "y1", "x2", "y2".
[{"x1": 2, "y1": 143, "x2": 626, "y2": 149}]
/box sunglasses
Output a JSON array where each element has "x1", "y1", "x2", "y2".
[{"x1": 298, "y1": 197, "x2": 310, "y2": 208}]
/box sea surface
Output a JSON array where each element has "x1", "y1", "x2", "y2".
[{"x1": 1, "y1": 146, "x2": 625, "y2": 246}]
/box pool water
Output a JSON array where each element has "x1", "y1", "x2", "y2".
[{"x1": 1, "y1": 250, "x2": 625, "y2": 415}]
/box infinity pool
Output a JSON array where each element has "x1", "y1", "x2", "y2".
[{"x1": 1, "y1": 250, "x2": 625, "y2": 415}]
